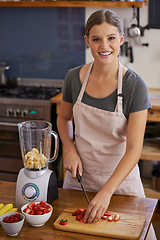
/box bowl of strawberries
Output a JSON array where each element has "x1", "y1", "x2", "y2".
[
  {"x1": 21, "y1": 201, "x2": 53, "y2": 227},
  {"x1": 0, "y1": 212, "x2": 24, "y2": 236}
]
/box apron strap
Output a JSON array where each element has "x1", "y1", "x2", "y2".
[
  {"x1": 115, "y1": 62, "x2": 123, "y2": 114},
  {"x1": 77, "y1": 62, "x2": 94, "y2": 103}
]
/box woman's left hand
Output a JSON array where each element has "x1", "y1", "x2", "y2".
[{"x1": 83, "y1": 189, "x2": 112, "y2": 223}]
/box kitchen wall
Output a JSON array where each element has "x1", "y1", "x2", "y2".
[
  {"x1": 85, "y1": 6, "x2": 160, "y2": 89},
  {"x1": 0, "y1": 7, "x2": 85, "y2": 80}
]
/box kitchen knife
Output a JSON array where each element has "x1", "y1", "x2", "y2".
[
  {"x1": 128, "y1": 38, "x2": 134, "y2": 63},
  {"x1": 76, "y1": 170, "x2": 90, "y2": 205},
  {"x1": 123, "y1": 18, "x2": 129, "y2": 57}
]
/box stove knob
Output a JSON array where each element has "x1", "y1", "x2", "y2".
[
  {"x1": 24, "y1": 186, "x2": 37, "y2": 199},
  {"x1": 6, "y1": 108, "x2": 13, "y2": 117},
  {"x1": 21, "y1": 109, "x2": 28, "y2": 117},
  {"x1": 14, "y1": 109, "x2": 20, "y2": 117}
]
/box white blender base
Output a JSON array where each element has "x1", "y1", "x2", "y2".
[{"x1": 15, "y1": 168, "x2": 58, "y2": 209}]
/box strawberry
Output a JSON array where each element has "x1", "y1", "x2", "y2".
[
  {"x1": 79, "y1": 217, "x2": 84, "y2": 222},
  {"x1": 14, "y1": 213, "x2": 20, "y2": 218},
  {"x1": 43, "y1": 208, "x2": 50, "y2": 214},
  {"x1": 28, "y1": 202, "x2": 35, "y2": 209},
  {"x1": 14, "y1": 217, "x2": 19, "y2": 222},
  {"x1": 108, "y1": 215, "x2": 113, "y2": 221},
  {"x1": 101, "y1": 215, "x2": 108, "y2": 220},
  {"x1": 81, "y1": 209, "x2": 87, "y2": 216},
  {"x1": 104, "y1": 210, "x2": 111, "y2": 216},
  {"x1": 78, "y1": 208, "x2": 85, "y2": 213},
  {"x1": 59, "y1": 218, "x2": 67, "y2": 225},
  {"x1": 72, "y1": 209, "x2": 81, "y2": 216},
  {"x1": 114, "y1": 214, "x2": 120, "y2": 221},
  {"x1": 24, "y1": 208, "x2": 31, "y2": 214},
  {"x1": 76, "y1": 214, "x2": 83, "y2": 221}
]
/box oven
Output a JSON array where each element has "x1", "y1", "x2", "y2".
[{"x1": 0, "y1": 78, "x2": 63, "y2": 184}]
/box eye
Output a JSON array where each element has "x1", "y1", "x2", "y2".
[
  {"x1": 92, "y1": 38, "x2": 100, "y2": 42},
  {"x1": 108, "y1": 36, "x2": 115, "y2": 41}
]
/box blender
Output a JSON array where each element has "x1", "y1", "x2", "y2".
[{"x1": 16, "y1": 120, "x2": 59, "y2": 209}]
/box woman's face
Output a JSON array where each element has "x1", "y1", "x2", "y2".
[{"x1": 84, "y1": 22, "x2": 124, "y2": 65}]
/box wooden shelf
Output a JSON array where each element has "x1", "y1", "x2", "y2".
[
  {"x1": 142, "y1": 177, "x2": 160, "y2": 200},
  {"x1": 0, "y1": 0, "x2": 148, "y2": 8},
  {"x1": 141, "y1": 141, "x2": 160, "y2": 161}
]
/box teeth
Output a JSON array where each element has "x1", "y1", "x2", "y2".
[{"x1": 99, "y1": 52, "x2": 111, "y2": 56}]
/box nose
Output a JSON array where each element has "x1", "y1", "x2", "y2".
[{"x1": 100, "y1": 39, "x2": 109, "y2": 49}]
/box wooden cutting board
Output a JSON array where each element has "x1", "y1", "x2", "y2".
[{"x1": 54, "y1": 208, "x2": 146, "y2": 240}]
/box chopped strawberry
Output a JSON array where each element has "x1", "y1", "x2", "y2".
[
  {"x1": 28, "y1": 202, "x2": 35, "y2": 209},
  {"x1": 81, "y1": 209, "x2": 87, "y2": 216},
  {"x1": 108, "y1": 215, "x2": 113, "y2": 221},
  {"x1": 30, "y1": 210, "x2": 35, "y2": 215},
  {"x1": 104, "y1": 210, "x2": 111, "y2": 216},
  {"x1": 24, "y1": 208, "x2": 31, "y2": 214},
  {"x1": 101, "y1": 215, "x2": 108, "y2": 220},
  {"x1": 79, "y1": 217, "x2": 84, "y2": 222},
  {"x1": 72, "y1": 209, "x2": 81, "y2": 216},
  {"x1": 114, "y1": 214, "x2": 120, "y2": 221},
  {"x1": 76, "y1": 214, "x2": 83, "y2": 221},
  {"x1": 36, "y1": 211, "x2": 42, "y2": 215},
  {"x1": 78, "y1": 208, "x2": 85, "y2": 213},
  {"x1": 34, "y1": 205, "x2": 41, "y2": 214},
  {"x1": 43, "y1": 208, "x2": 50, "y2": 214},
  {"x1": 40, "y1": 201, "x2": 46, "y2": 207}
]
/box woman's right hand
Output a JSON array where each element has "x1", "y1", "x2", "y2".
[{"x1": 64, "y1": 151, "x2": 83, "y2": 178}]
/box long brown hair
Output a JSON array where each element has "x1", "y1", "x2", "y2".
[{"x1": 85, "y1": 10, "x2": 123, "y2": 37}]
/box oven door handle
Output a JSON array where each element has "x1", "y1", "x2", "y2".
[{"x1": 0, "y1": 122, "x2": 18, "y2": 127}]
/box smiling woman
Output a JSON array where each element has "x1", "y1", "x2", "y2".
[{"x1": 57, "y1": 9, "x2": 157, "y2": 239}]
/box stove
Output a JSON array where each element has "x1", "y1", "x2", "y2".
[
  {"x1": 0, "y1": 85, "x2": 60, "y2": 100},
  {"x1": 0, "y1": 77, "x2": 63, "y2": 100}
]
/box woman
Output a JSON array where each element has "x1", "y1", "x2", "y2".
[{"x1": 57, "y1": 9, "x2": 156, "y2": 239}]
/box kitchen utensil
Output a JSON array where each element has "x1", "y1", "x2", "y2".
[
  {"x1": 123, "y1": 18, "x2": 129, "y2": 57},
  {"x1": 0, "y1": 212, "x2": 24, "y2": 236},
  {"x1": 128, "y1": 38, "x2": 134, "y2": 63},
  {"x1": 128, "y1": 6, "x2": 141, "y2": 39},
  {"x1": 54, "y1": 207, "x2": 146, "y2": 240},
  {"x1": 21, "y1": 202, "x2": 53, "y2": 227},
  {"x1": 16, "y1": 120, "x2": 59, "y2": 209},
  {"x1": 0, "y1": 62, "x2": 10, "y2": 85},
  {"x1": 76, "y1": 170, "x2": 90, "y2": 204}
]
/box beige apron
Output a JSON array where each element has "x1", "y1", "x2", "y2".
[
  {"x1": 63, "y1": 62, "x2": 157, "y2": 239},
  {"x1": 63, "y1": 61, "x2": 145, "y2": 197}
]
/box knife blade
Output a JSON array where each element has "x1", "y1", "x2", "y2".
[{"x1": 76, "y1": 170, "x2": 90, "y2": 205}]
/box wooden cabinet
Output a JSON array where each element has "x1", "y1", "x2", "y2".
[
  {"x1": 140, "y1": 88, "x2": 160, "y2": 200},
  {"x1": 0, "y1": 0, "x2": 148, "y2": 8}
]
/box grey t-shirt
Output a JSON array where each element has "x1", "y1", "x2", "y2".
[{"x1": 62, "y1": 65, "x2": 151, "y2": 120}]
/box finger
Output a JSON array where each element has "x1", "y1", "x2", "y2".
[
  {"x1": 72, "y1": 166, "x2": 77, "y2": 178},
  {"x1": 77, "y1": 164, "x2": 83, "y2": 176},
  {"x1": 83, "y1": 205, "x2": 93, "y2": 223},
  {"x1": 85, "y1": 207, "x2": 98, "y2": 223},
  {"x1": 92, "y1": 208, "x2": 104, "y2": 223}
]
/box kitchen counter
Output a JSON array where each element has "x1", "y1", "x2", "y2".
[{"x1": 0, "y1": 181, "x2": 158, "y2": 240}]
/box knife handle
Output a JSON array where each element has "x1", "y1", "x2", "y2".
[{"x1": 76, "y1": 170, "x2": 82, "y2": 183}]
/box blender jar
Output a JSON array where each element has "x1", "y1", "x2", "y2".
[{"x1": 18, "y1": 120, "x2": 59, "y2": 171}]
